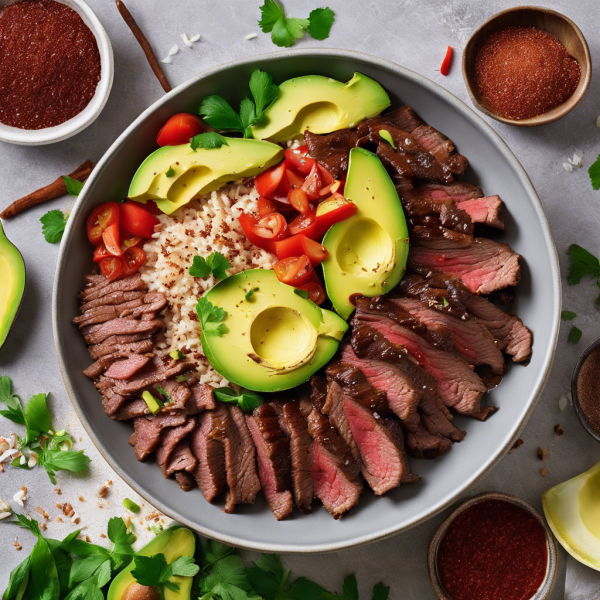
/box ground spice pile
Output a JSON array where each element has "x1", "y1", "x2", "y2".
[
  {"x1": 474, "y1": 25, "x2": 580, "y2": 121},
  {"x1": 0, "y1": 0, "x2": 101, "y2": 130},
  {"x1": 577, "y1": 345, "x2": 600, "y2": 435}
]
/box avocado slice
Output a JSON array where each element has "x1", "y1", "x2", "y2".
[
  {"x1": 322, "y1": 148, "x2": 409, "y2": 320},
  {"x1": 128, "y1": 138, "x2": 284, "y2": 215},
  {"x1": 201, "y1": 269, "x2": 348, "y2": 392},
  {"x1": 251, "y1": 73, "x2": 390, "y2": 142},
  {"x1": 107, "y1": 526, "x2": 195, "y2": 600},
  {"x1": 0, "y1": 221, "x2": 26, "y2": 350}
]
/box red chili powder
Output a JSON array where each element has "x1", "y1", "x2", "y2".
[
  {"x1": 437, "y1": 500, "x2": 548, "y2": 600},
  {"x1": 0, "y1": 0, "x2": 101, "y2": 130},
  {"x1": 474, "y1": 26, "x2": 580, "y2": 120}
]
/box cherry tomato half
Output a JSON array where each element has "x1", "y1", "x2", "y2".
[
  {"x1": 274, "y1": 255, "x2": 313, "y2": 286},
  {"x1": 289, "y1": 211, "x2": 320, "y2": 240},
  {"x1": 255, "y1": 163, "x2": 286, "y2": 198},
  {"x1": 99, "y1": 256, "x2": 122, "y2": 281},
  {"x1": 120, "y1": 202, "x2": 160, "y2": 238},
  {"x1": 237, "y1": 213, "x2": 276, "y2": 253},
  {"x1": 301, "y1": 163, "x2": 323, "y2": 200},
  {"x1": 252, "y1": 213, "x2": 288, "y2": 241},
  {"x1": 157, "y1": 113, "x2": 204, "y2": 147},
  {"x1": 315, "y1": 194, "x2": 357, "y2": 236},
  {"x1": 285, "y1": 168, "x2": 305, "y2": 189},
  {"x1": 257, "y1": 197, "x2": 278, "y2": 217},
  {"x1": 120, "y1": 230, "x2": 143, "y2": 251},
  {"x1": 297, "y1": 281, "x2": 326, "y2": 305},
  {"x1": 275, "y1": 234, "x2": 328, "y2": 265},
  {"x1": 121, "y1": 247, "x2": 147, "y2": 277},
  {"x1": 86, "y1": 202, "x2": 120, "y2": 246},
  {"x1": 93, "y1": 244, "x2": 112, "y2": 263},
  {"x1": 288, "y1": 188, "x2": 311, "y2": 215},
  {"x1": 102, "y1": 222, "x2": 122, "y2": 257},
  {"x1": 284, "y1": 146, "x2": 315, "y2": 176},
  {"x1": 317, "y1": 164, "x2": 335, "y2": 186},
  {"x1": 319, "y1": 180, "x2": 342, "y2": 197}
]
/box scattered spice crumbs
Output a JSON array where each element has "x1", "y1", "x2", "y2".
[
  {"x1": 509, "y1": 438, "x2": 524, "y2": 453},
  {"x1": 554, "y1": 424, "x2": 564, "y2": 435},
  {"x1": 541, "y1": 468, "x2": 548, "y2": 477},
  {"x1": 537, "y1": 447, "x2": 550, "y2": 461}
]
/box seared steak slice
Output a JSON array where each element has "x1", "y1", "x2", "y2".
[
  {"x1": 100, "y1": 387, "x2": 128, "y2": 417},
  {"x1": 147, "y1": 378, "x2": 192, "y2": 412},
  {"x1": 79, "y1": 273, "x2": 146, "y2": 302},
  {"x1": 129, "y1": 413, "x2": 187, "y2": 461},
  {"x1": 111, "y1": 398, "x2": 150, "y2": 420},
  {"x1": 156, "y1": 418, "x2": 196, "y2": 477},
  {"x1": 88, "y1": 336, "x2": 156, "y2": 360},
  {"x1": 309, "y1": 375, "x2": 328, "y2": 412},
  {"x1": 191, "y1": 407, "x2": 227, "y2": 503},
  {"x1": 304, "y1": 404, "x2": 362, "y2": 519},
  {"x1": 103, "y1": 354, "x2": 152, "y2": 380},
  {"x1": 83, "y1": 340, "x2": 155, "y2": 378},
  {"x1": 74, "y1": 298, "x2": 145, "y2": 328},
  {"x1": 246, "y1": 404, "x2": 293, "y2": 520},
  {"x1": 164, "y1": 440, "x2": 197, "y2": 477},
  {"x1": 411, "y1": 219, "x2": 473, "y2": 250},
  {"x1": 321, "y1": 379, "x2": 360, "y2": 462},
  {"x1": 456, "y1": 196, "x2": 504, "y2": 229},
  {"x1": 418, "y1": 387, "x2": 466, "y2": 442},
  {"x1": 405, "y1": 423, "x2": 452, "y2": 458},
  {"x1": 80, "y1": 290, "x2": 146, "y2": 313},
  {"x1": 175, "y1": 471, "x2": 196, "y2": 491},
  {"x1": 408, "y1": 237, "x2": 521, "y2": 295},
  {"x1": 271, "y1": 399, "x2": 314, "y2": 514},
  {"x1": 120, "y1": 292, "x2": 167, "y2": 318},
  {"x1": 391, "y1": 297, "x2": 505, "y2": 374},
  {"x1": 189, "y1": 382, "x2": 217, "y2": 412},
  {"x1": 417, "y1": 181, "x2": 483, "y2": 203},
  {"x1": 355, "y1": 312, "x2": 493, "y2": 420},
  {"x1": 83, "y1": 318, "x2": 164, "y2": 346}
]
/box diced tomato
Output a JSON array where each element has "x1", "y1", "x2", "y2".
[
  {"x1": 298, "y1": 281, "x2": 326, "y2": 305},
  {"x1": 301, "y1": 163, "x2": 323, "y2": 200},
  {"x1": 99, "y1": 256, "x2": 122, "y2": 281},
  {"x1": 143, "y1": 200, "x2": 162, "y2": 215},
  {"x1": 255, "y1": 163, "x2": 286, "y2": 198},
  {"x1": 317, "y1": 164, "x2": 335, "y2": 186},
  {"x1": 93, "y1": 244, "x2": 112, "y2": 263},
  {"x1": 273, "y1": 255, "x2": 313, "y2": 286},
  {"x1": 120, "y1": 230, "x2": 143, "y2": 251},
  {"x1": 238, "y1": 213, "x2": 276, "y2": 253},
  {"x1": 102, "y1": 222, "x2": 122, "y2": 257},
  {"x1": 258, "y1": 197, "x2": 278, "y2": 217},
  {"x1": 86, "y1": 202, "x2": 120, "y2": 246},
  {"x1": 284, "y1": 146, "x2": 315, "y2": 176},
  {"x1": 319, "y1": 180, "x2": 342, "y2": 197},
  {"x1": 288, "y1": 188, "x2": 311, "y2": 215},
  {"x1": 275, "y1": 234, "x2": 328, "y2": 265},
  {"x1": 288, "y1": 211, "x2": 320, "y2": 240},
  {"x1": 121, "y1": 247, "x2": 146, "y2": 277},
  {"x1": 252, "y1": 213, "x2": 288, "y2": 242},
  {"x1": 315, "y1": 194, "x2": 357, "y2": 236},
  {"x1": 285, "y1": 168, "x2": 305, "y2": 189},
  {"x1": 157, "y1": 113, "x2": 204, "y2": 146},
  {"x1": 120, "y1": 202, "x2": 160, "y2": 238}
]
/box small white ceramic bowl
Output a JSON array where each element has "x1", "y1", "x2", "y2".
[{"x1": 0, "y1": 0, "x2": 114, "y2": 146}]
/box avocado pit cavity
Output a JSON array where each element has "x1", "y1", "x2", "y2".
[{"x1": 122, "y1": 582, "x2": 160, "y2": 600}]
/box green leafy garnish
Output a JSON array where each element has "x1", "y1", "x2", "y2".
[
  {"x1": 589, "y1": 154, "x2": 600, "y2": 190},
  {"x1": 62, "y1": 176, "x2": 84, "y2": 196},
  {"x1": 378, "y1": 130, "x2": 396, "y2": 149},
  {"x1": 213, "y1": 387, "x2": 265, "y2": 413},
  {"x1": 568, "y1": 326, "x2": 582, "y2": 344},
  {"x1": 258, "y1": 0, "x2": 335, "y2": 47},
  {"x1": 196, "y1": 297, "x2": 228, "y2": 337},
  {"x1": 442, "y1": 297, "x2": 449, "y2": 307},
  {"x1": 176, "y1": 373, "x2": 190, "y2": 383},
  {"x1": 0, "y1": 374, "x2": 25, "y2": 425},
  {"x1": 566, "y1": 244, "x2": 600, "y2": 305},
  {"x1": 245, "y1": 288, "x2": 255, "y2": 301},
  {"x1": 170, "y1": 349, "x2": 185, "y2": 360},
  {"x1": 191, "y1": 132, "x2": 230, "y2": 151},
  {"x1": 166, "y1": 167, "x2": 176, "y2": 177},
  {"x1": 156, "y1": 385, "x2": 172, "y2": 403},
  {"x1": 132, "y1": 554, "x2": 200, "y2": 593},
  {"x1": 189, "y1": 251, "x2": 232, "y2": 280},
  {"x1": 24, "y1": 392, "x2": 52, "y2": 445},
  {"x1": 40, "y1": 209, "x2": 67, "y2": 243},
  {"x1": 198, "y1": 554, "x2": 257, "y2": 600},
  {"x1": 122, "y1": 498, "x2": 140, "y2": 513},
  {"x1": 561, "y1": 310, "x2": 577, "y2": 321},
  {"x1": 372, "y1": 582, "x2": 390, "y2": 600},
  {"x1": 294, "y1": 288, "x2": 309, "y2": 299},
  {"x1": 37, "y1": 447, "x2": 90, "y2": 484}
]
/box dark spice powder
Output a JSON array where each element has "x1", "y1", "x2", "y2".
[
  {"x1": 577, "y1": 345, "x2": 600, "y2": 434},
  {"x1": 0, "y1": 0, "x2": 101, "y2": 130},
  {"x1": 437, "y1": 500, "x2": 547, "y2": 600},
  {"x1": 474, "y1": 25, "x2": 580, "y2": 121}
]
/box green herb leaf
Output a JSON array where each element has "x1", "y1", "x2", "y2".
[
  {"x1": 156, "y1": 386, "x2": 172, "y2": 403},
  {"x1": 198, "y1": 555, "x2": 259, "y2": 600},
  {"x1": 567, "y1": 244, "x2": 600, "y2": 285},
  {"x1": 0, "y1": 375, "x2": 25, "y2": 425},
  {"x1": 294, "y1": 288, "x2": 309, "y2": 299},
  {"x1": 131, "y1": 554, "x2": 174, "y2": 588},
  {"x1": 191, "y1": 132, "x2": 230, "y2": 151},
  {"x1": 378, "y1": 129, "x2": 395, "y2": 149},
  {"x1": 290, "y1": 576, "x2": 328, "y2": 600},
  {"x1": 258, "y1": 0, "x2": 285, "y2": 32},
  {"x1": 246, "y1": 554, "x2": 291, "y2": 597},
  {"x1": 196, "y1": 297, "x2": 228, "y2": 337},
  {"x1": 3, "y1": 555, "x2": 31, "y2": 600},
  {"x1": 15, "y1": 514, "x2": 43, "y2": 537},
  {"x1": 589, "y1": 154, "x2": 600, "y2": 190},
  {"x1": 249, "y1": 70, "x2": 279, "y2": 119},
  {"x1": 199, "y1": 96, "x2": 243, "y2": 132},
  {"x1": 165, "y1": 555, "x2": 200, "y2": 578},
  {"x1": 442, "y1": 297, "x2": 449, "y2": 307},
  {"x1": 271, "y1": 16, "x2": 309, "y2": 47},
  {"x1": 166, "y1": 167, "x2": 176, "y2": 177},
  {"x1": 568, "y1": 326, "x2": 583, "y2": 344},
  {"x1": 107, "y1": 516, "x2": 136, "y2": 556},
  {"x1": 213, "y1": 387, "x2": 265, "y2": 413},
  {"x1": 561, "y1": 310, "x2": 577, "y2": 321},
  {"x1": 240, "y1": 97, "x2": 257, "y2": 138},
  {"x1": 307, "y1": 7, "x2": 335, "y2": 40},
  {"x1": 372, "y1": 582, "x2": 389, "y2": 600},
  {"x1": 38, "y1": 449, "x2": 90, "y2": 484},
  {"x1": 176, "y1": 373, "x2": 190, "y2": 383},
  {"x1": 22, "y1": 534, "x2": 60, "y2": 600},
  {"x1": 343, "y1": 574, "x2": 359, "y2": 600},
  {"x1": 199, "y1": 538, "x2": 237, "y2": 570},
  {"x1": 245, "y1": 288, "x2": 255, "y2": 301},
  {"x1": 40, "y1": 210, "x2": 67, "y2": 244},
  {"x1": 62, "y1": 176, "x2": 84, "y2": 197},
  {"x1": 189, "y1": 252, "x2": 232, "y2": 279},
  {"x1": 24, "y1": 393, "x2": 52, "y2": 445}
]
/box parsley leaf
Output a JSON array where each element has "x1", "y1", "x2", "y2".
[
  {"x1": 24, "y1": 392, "x2": 52, "y2": 445},
  {"x1": 246, "y1": 554, "x2": 291, "y2": 598},
  {"x1": 567, "y1": 244, "x2": 600, "y2": 285},
  {"x1": 307, "y1": 7, "x2": 335, "y2": 40},
  {"x1": 589, "y1": 154, "x2": 600, "y2": 190},
  {"x1": 62, "y1": 176, "x2": 84, "y2": 196},
  {"x1": 166, "y1": 167, "x2": 176, "y2": 177},
  {"x1": 189, "y1": 252, "x2": 232, "y2": 280},
  {"x1": 249, "y1": 70, "x2": 279, "y2": 117},
  {"x1": 294, "y1": 288, "x2": 309, "y2": 299},
  {"x1": 196, "y1": 297, "x2": 228, "y2": 337},
  {"x1": 199, "y1": 538, "x2": 237, "y2": 570},
  {"x1": 291, "y1": 576, "x2": 328, "y2": 600},
  {"x1": 0, "y1": 375, "x2": 25, "y2": 425},
  {"x1": 258, "y1": 0, "x2": 284, "y2": 32},
  {"x1": 131, "y1": 553, "x2": 200, "y2": 593},
  {"x1": 213, "y1": 387, "x2": 265, "y2": 413},
  {"x1": 198, "y1": 555, "x2": 259, "y2": 600},
  {"x1": 271, "y1": 17, "x2": 309, "y2": 47},
  {"x1": 199, "y1": 96, "x2": 243, "y2": 132},
  {"x1": 239, "y1": 98, "x2": 258, "y2": 138},
  {"x1": 323, "y1": 574, "x2": 359, "y2": 600},
  {"x1": 191, "y1": 132, "x2": 230, "y2": 151},
  {"x1": 568, "y1": 326, "x2": 583, "y2": 344},
  {"x1": 38, "y1": 449, "x2": 91, "y2": 484},
  {"x1": 107, "y1": 516, "x2": 136, "y2": 557},
  {"x1": 561, "y1": 310, "x2": 577, "y2": 321},
  {"x1": 372, "y1": 582, "x2": 390, "y2": 600},
  {"x1": 40, "y1": 209, "x2": 67, "y2": 243}
]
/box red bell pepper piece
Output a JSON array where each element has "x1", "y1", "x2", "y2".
[
  {"x1": 440, "y1": 46, "x2": 453, "y2": 76},
  {"x1": 274, "y1": 234, "x2": 328, "y2": 265}
]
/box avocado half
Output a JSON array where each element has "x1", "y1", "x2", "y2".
[
  {"x1": 0, "y1": 221, "x2": 26, "y2": 350},
  {"x1": 322, "y1": 148, "x2": 409, "y2": 320},
  {"x1": 128, "y1": 138, "x2": 284, "y2": 215},
  {"x1": 251, "y1": 72, "x2": 391, "y2": 142},
  {"x1": 201, "y1": 269, "x2": 348, "y2": 392},
  {"x1": 107, "y1": 526, "x2": 195, "y2": 600}
]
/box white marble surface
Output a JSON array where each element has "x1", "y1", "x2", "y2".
[{"x1": 1, "y1": 0, "x2": 600, "y2": 596}]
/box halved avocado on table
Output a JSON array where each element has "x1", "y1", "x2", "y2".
[
  {"x1": 322, "y1": 148, "x2": 409, "y2": 320},
  {"x1": 0, "y1": 221, "x2": 26, "y2": 350},
  {"x1": 128, "y1": 138, "x2": 284, "y2": 215},
  {"x1": 107, "y1": 526, "x2": 195, "y2": 600},
  {"x1": 201, "y1": 269, "x2": 348, "y2": 392},
  {"x1": 251, "y1": 72, "x2": 390, "y2": 142}
]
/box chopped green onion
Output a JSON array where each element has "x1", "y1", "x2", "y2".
[
  {"x1": 123, "y1": 498, "x2": 140, "y2": 513},
  {"x1": 142, "y1": 391, "x2": 163, "y2": 415},
  {"x1": 170, "y1": 349, "x2": 185, "y2": 360},
  {"x1": 379, "y1": 130, "x2": 396, "y2": 149}
]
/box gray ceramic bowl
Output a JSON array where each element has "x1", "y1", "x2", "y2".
[{"x1": 52, "y1": 49, "x2": 561, "y2": 553}]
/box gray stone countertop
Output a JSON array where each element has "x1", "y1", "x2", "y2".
[{"x1": 2, "y1": 0, "x2": 600, "y2": 597}]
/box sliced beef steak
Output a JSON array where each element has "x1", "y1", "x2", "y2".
[
  {"x1": 321, "y1": 379, "x2": 360, "y2": 462},
  {"x1": 411, "y1": 220, "x2": 473, "y2": 250},
  {"x1": 83, "y1": 318, "x2": 164, "y2": 346},
  {"x1": 111, "y1": 398, "x2": 150, "y2": 421},
  {"x1": 189, "y1": 382, "x2": 217, "y2": 411},
  {"x1": 456, "y1": 196, "x2": 504, "y2": 229},
  {"x1": 175, "y1": 471, "x2": 196, "y2": 491},
  {"x1": 103, "y1": 354, "x2": 153, "y2": 380},
  {"x1": 156, "y1": 418, "x2": 197, "y2": 478},
  {"x1": 79, "y1": 273, "x2": 147, "y2": 302},
  {"x1": 79, "y1": 290, "x2": 146, "y2": 314},
  {"x1": 164, "y1": 440, "x2": 197, "y2": 477},
  {"x1": 246, "y1": 404, "x2": 293, "y2": 520},
  {"x1": 408, "y1": 238, "x2": 521, "y2": 295},
  {"x1": 83, "y1": 340, "x2": 155, "y2": 379},
  {"x1": 405, "y1": 423, "x2": 452, "y2": 458},
  {"x1": 88, "y1": 336, "x2": 157, "y2": 360},
  {"x1": 129, "y1": 413, "x2": 188, "y2": 461}
]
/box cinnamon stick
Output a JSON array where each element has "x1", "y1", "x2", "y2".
[
  {"x1": 115, "y1": 0, "x2": 172, "y2": 93},
  {"x1": 0, "y1": 160, "x2": 95, "y2": 220}
]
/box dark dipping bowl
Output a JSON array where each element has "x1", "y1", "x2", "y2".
[
  {"x1": 428, "y1": 492, "x2": 557, "y2": 600},
  {"x1": 572, "y1": 337, "x2": 600, "y2": 442},
  {"x1": 462, "y1": 6, "x2": 591, "y2": 127}
]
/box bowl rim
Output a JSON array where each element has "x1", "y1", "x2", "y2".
[
  {"x1": 571, "y1": 336, "x2": 600, "y2": 443},
  {"x1": 461, "y1": 5, "x2": 592, "y2": 127},
  {"x1": 0, "y1": 0, "x2": 114, "y2": 146},
  {"x1": 52, "y1": 48, "x2": 562, "y2": 553},
  {"x1": 427, "y1": 491, "x2": 558, "y2": 600}
]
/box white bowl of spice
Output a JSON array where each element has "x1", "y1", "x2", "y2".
[{"x1": 0, "y1": 0, "x2": 113, "y2": 145}]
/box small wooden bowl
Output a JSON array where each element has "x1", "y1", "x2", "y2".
[
  {"x1": 571, "y1": 336, "x2": 600, "y2": 443},
  {"x1": 462, "y1": 6, "x2": 591, "y2": 126}
]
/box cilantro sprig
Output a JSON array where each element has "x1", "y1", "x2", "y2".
[
  {"x1": 567, "y1": 244, "x2": 600, "y2": 305},
  {"x1": 40, "y1": 209, "x2": 67, "y2": 243},
  {"x1": 191, "y1": 132, "x2": 230, "y2": 151},
  {"x1": 258, "y1": 0, "x2": 335, "y2": 47},
  {"x1": 132, "y1": 553, "x2": 199, "y2": 595},
  {"x1": 189, "y1": 251, "x2": 232, "y2": 280},
  {"x1": 196, "y1": 297, "x2": 228, "y2": 337},
  {"x1": 589, "y1": 154, "x2": 600, "y2": 190},
  {"x1": 213, "y1": 387, "x2": 265, "y2": 413},
  {"x1": 199, "y1": 70, "x2": 279, "y2": 138},
  {"x1": 62, "y1": 175, "x2": 84, "y2": 196}
]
